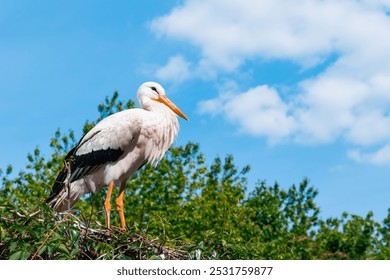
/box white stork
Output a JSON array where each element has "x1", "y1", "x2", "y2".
[{"x1": 46, "y1": 82, "x2": 188, "y2": 230}]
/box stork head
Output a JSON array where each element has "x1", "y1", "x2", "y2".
[{"x1": 137, "y1": 82, "x2": 188, "y2": 120}]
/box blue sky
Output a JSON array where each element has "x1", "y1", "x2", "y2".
[{"x1": 1, "y1": 0, "x2": 390, "y2": 221}]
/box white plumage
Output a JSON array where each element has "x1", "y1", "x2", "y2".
[{"x1": 46, "y1": 82, "x2": 188, "y2": 229}]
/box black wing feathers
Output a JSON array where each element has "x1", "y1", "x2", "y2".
[
  {"x1": 46, "y1": 131, "x2": 124, "y2": 204},
  {"x1": 68, "y1": 148, "x2": 124, "y2": 182}
]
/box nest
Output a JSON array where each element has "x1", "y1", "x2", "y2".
[
  {"x1": 76, "y1": 222, "x2": 191, "y2": 260},
  {"x1": 0, "y1": 207, "x2": 191, "y2": 260}
]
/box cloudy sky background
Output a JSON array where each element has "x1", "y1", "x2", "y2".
[{"x1": 1, "y1": 0, "x2": 390, "y2": 220}]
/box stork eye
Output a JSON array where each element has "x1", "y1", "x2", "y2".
[{"x1": 151, "y1": 86, "x2": 158, "y2": 94}]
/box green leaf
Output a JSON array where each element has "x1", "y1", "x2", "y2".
[
  {"x1": 9, "y1": 251, "x2": 22, "y2": 260},
  {"x1": 0, "y1": 226, "x2": 5, "y2": 239},
  {"x1": 20, "y1": 251, "x2": 31, "y2": 260},
  {"x1": 37, "y1": 245, "x2": 47, "y2": 256},
  {"x1": 57, "y1": 244, "x2": 69, "y2": 254}
]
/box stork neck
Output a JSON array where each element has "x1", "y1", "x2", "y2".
[{"x1": 145, "y1": 105, "x2": 179, "y2": 165}]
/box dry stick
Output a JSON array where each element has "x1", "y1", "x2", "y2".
[
  {"x1": 65, "y1": 161, "x2": 71, "y2": 210},
  {"x1": 28, "y1": 208, "x2": 42, "y2": 218},
  {"x1": 80, "y1": 179, "x2": 95, "y2": 235}
]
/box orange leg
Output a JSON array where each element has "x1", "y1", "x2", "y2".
[
  {"x1": 115, "y1": 182, "x2": 127, "y2": 230},
  {"x1": 104, "y1": 181, "x2": 115, "y2": 229}
]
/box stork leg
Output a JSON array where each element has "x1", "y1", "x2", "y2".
[
  {"x1": 104, "y1": 181, "x2": 115, "y2": 229},
  {"x1": 116, "y1": 182, "x2": 127, "y2": 230}
]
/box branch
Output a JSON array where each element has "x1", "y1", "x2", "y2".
[{"x1": 65, "y1": 161, "x2": 72, "y2": 210}]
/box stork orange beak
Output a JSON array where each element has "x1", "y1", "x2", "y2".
[{"x1": 153, "y1": 95, "x2": 189, "y2": 121}]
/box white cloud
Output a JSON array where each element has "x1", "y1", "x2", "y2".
[
  {"x1": 155, "y1": 55, "x2": 191, "y2": 83},
  {"x1": 152, "y1": 0, "x2": 390, "y2": 72},
  {"x1": 199, "y1": 85, "x2": 295, "y2": 144},
  {"x1": 152, "y1": 0, "x2": 390, "y2": 164},
  {"x1": 348, "y1": 145, "x2": 390, "y2": 165}
]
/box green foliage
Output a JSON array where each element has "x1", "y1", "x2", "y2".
[{"x1": 0, "y1": 92, "x2": 389, "y2": 260}]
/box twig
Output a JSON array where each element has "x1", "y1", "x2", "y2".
[
  {"x1": 0, "y1": 208, "x2": 44, "y2": 223},
  {"x1": 28, "y1": 209, "x2": 42, "y2": 218},
  {"x1": 80, "y1": 179, "x2": 94, "y2": 235},
  {"x1": 64, "y1": 161, "x2": 72, "y2": 210}
]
